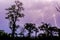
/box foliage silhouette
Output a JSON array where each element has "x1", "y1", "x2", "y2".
[
  {"x1": 0, "y1": 23, "x2": 60, "y2": 40},
  {"x1": 24, "y1": 23, "x2": 36, "y2": 37},
  {"x1": 5, "y1": 0, "x2": 24, "y2": 38},
  {"x1": 38, "y1": 22, "x2": 50, "y2": 37}
]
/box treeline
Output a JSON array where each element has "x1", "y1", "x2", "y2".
[{"x1": 0, "y1": 22, "x2": 60, "y2": 40}]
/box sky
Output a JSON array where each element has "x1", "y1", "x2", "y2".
[{"x1": 0, "y1": 0, "x2": 60, "y2": 33}]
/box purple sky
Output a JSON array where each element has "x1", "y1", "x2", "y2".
[{"x1": 0, "y1": 0, "x2": 60, "y2": 33}]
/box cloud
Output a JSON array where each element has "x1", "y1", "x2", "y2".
[{"x1": 0, "y1": 0, "x2": 60, "y2": 33}]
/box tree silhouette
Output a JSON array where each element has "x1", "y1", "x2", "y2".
[
  {"x1": 0, "y1": 30, "x2": 10, "y2": 40},
  {"x1": 38, "y1": 22, "x2": 51, "y2": 37},
  {"x1": 24, "y1": 23, "x2": 36, "y2": 37},
  {"x1": 51, "y1": 26, "x2": 59, "y2": 37},
  {"x1": 0, "y1": 30, "x2": 5, "y2": 37},
  {"x1": 48, "y1": 27, "x2": 53, "y2": 37},
  {"x1": 5, "y1": 0, "x2": 24, "y2": 38}
]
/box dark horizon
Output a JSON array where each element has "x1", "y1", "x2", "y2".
[{"x1": 0, "y1": 0, "x2": 60, "y2": 33}]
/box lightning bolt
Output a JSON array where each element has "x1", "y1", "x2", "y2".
[{"x1": 53, "y1": 14, "x2": 57, "y2": 26}]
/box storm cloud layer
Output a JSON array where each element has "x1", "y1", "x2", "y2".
[{"x1": 0, "y1": 0, "x2": 60, "y2": 33}]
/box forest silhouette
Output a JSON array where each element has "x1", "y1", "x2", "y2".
[{"x1": 0, "y1": 0, "x2": 60, "y2": 40}]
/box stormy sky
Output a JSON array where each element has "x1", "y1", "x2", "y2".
[{"x1": 0, "y1": 0, "x2": 60, "y2": 33}]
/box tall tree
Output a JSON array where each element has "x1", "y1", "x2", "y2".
[{"x1": 5, "y1": 0, "x2": 24, "y2": 38}]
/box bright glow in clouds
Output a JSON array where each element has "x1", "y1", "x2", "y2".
[
  {"x1": 53, "y1": 14, "x2": 57, "y2": 26},
  {"x1": 46, "y1": 13, "x2": 58, "y2": 27}
]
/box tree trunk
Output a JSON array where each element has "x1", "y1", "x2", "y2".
[
  {"x1": 28, "y1": 30, "x2": 31, "y2": 38},
  {"x1": 12, "y1": 21, "x2": 16, "y2": 39}
]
